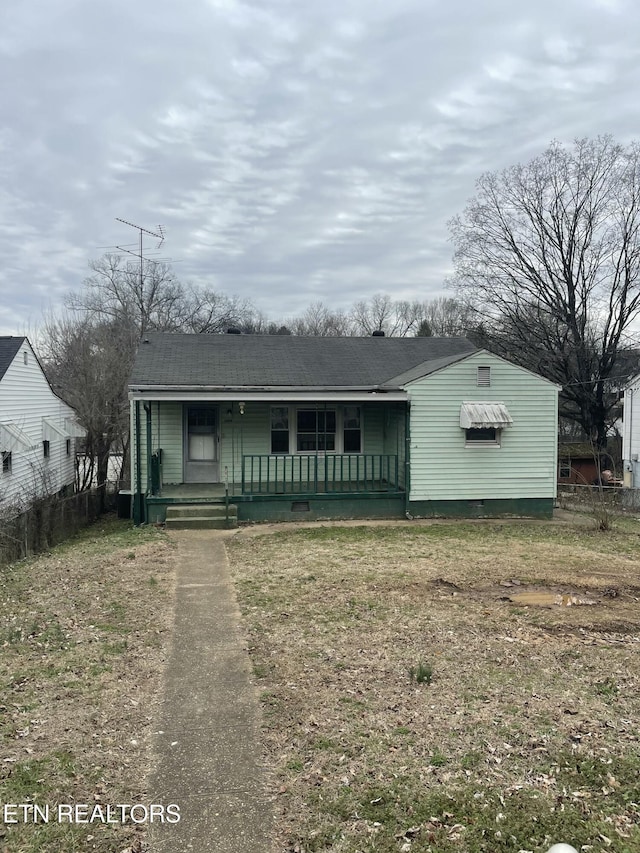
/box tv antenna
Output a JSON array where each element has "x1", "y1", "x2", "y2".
[{"x1": 115, "y1": 218, "x2": 166, "y2": 290}]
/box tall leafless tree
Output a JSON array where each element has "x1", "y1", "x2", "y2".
[
  {"x1": 414, "y1": 296, "x2": 475, "y2": 337},
  {"x1": 67, "y1": 254, "x2": 255, "y2": 338},
  {"x1": 41, "y1": 315, "x2": 137, "y2": 493},
  {"x1": 449, "y1": 136, "x2": 640, "y2": 446},
  {"x1": 289, "y1": 302, "x2": 353, "y2": 336},
  {"x1": 44, "y1": 255, "x2": 256, "y2": 492},
  {"x1": 350, "y1": 294, "x2": 424, "y2": 337}
]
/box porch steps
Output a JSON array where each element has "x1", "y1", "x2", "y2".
[{"x1": 165, "y1": 503, "x2": 238, "y2": 530}]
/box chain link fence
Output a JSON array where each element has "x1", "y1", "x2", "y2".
[{"x1": 557, "y1": 484, "x2": 640, "y2": 515}]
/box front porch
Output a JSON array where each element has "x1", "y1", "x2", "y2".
[
  {"x1": 133, "y1": 398, "x2": 408, "y2": 524},
  {"x1": 144, "y1": 452, "x2": 405, "y2": 524}
]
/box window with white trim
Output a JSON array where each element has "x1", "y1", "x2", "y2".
[
  {"x1": 2, "y1": 451, "x2": 11, "y2": 473},
  {"x1": 343, "y1": 406, "x2": 361, "y2": 453},
  {"x1": 270, "y1": 407, "x2": 289, "y2": 453},
  {"x1": 465, "y1": 427, "x2": 500, "y2": 446},
  {"x1": 43, "y1": 440, "x2": 50, "y2": 459},
  {"x1": 297, "y1": 409, "x2": 336, "y2": 451},
  {"x1": 269, "y1": 406, "x2": 363, "y2": 454}
]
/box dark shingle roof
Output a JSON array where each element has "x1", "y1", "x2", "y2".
[
  {"x1": 0, "y1": 337, "x2": 25, "y2": 382},
  {"x1": 129, "y1": 333, "x2": 477, "y2": 389}
]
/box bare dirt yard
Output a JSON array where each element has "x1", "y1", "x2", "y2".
[
  {"x1": 0, "y1": 517, "x2": 175, "y2": 853},
  {"x1": 226, "y1": 517, "x2": 640, "y2": 853}
]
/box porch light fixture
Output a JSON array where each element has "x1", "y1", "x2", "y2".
[{"x1": 239, "y1": 402, "x2": 245, "y2": 415}]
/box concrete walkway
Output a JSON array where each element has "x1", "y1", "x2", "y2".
[{"x1": 147, "y1": 531, "x2": 273, "y2": 852}]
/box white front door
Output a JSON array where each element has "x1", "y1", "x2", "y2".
[{"x1": 184, "y1": 406, "x2": 219, "y2": 483}]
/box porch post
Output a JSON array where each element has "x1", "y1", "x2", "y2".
[
  {"x1": 404, "y1": 402, "x2": 411, "y2": 517},
  {"x1": 144, "y1": 403, "x2": 152, "y2": 496},
  {"x1": 133, "y1": 400, "x2": 145, "y2": 525}
]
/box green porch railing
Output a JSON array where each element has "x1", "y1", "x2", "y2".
[{"x1": 241, "y1": 454, "x2": 399, "y2": 495}]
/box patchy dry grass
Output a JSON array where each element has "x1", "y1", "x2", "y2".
[
  {"x1": 227, "y1": 519, "x2": 640, "y2": 853},
  {"x1": 0, "y1": 516, "x2": 174, "y2": 853}
]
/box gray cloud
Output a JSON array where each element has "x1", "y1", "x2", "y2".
[{"x1": 1, "y1": 0, "x2": 640, "y2": 332}]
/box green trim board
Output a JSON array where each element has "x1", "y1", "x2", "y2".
[
  {"x1": 144, "y1": 493, "x2": 553, "y2": 524},
  {"x1": 236, "y1": 495, "x2": 406, "y2": 523},
  {"x1": 407, "y1": 498, "x2": 554, "y2": 519},
  {"x1": 145, "y1": 490, "x2": 405, "y2": 524}
]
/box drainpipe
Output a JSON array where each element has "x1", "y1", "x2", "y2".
[
  {"x1": 134, "y1": 400, "x2": 143, "y2": 525},
  {"x1": 404, "y1": 401, "x2": 412, "y2": 519}
]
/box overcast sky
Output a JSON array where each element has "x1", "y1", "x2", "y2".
[{"x1": 1, "y1": 0, "x2": 639, "y2": 335}]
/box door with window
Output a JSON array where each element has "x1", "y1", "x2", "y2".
[{"x1": 184, "y1": 406, "x2": 219, "y2": 483}]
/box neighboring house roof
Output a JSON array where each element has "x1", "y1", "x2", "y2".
[
  {"x1": 129, "y1": 333, "x2": 479, "y2": 390},
  {"x1": 558, "y1": 442, "x2": 600, "y2": 459},
  {"x1": 0, "y1": 337, "x2": 25, "y2": 382}
]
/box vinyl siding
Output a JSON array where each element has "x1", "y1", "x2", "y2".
[
  {"x1": 381, "y1": 403, "x2": 407, "y2": 489},
  {"x1": 132, "y1": 400, "x2": 405, "y2": 489},
  {"x1": 0, "y1": 341, "x2": 78, "y2": 505},
  {"x1": 622, "y1": 381, "x2": 640, "y2": 486},
  {"x1": 154, "y1": 402, "x2": 182, "y2": 484},
  {"x1": 406, "y1": 352, "x2": 558, "y2": 501},
  {"x1": 221, "y1": 403, "x2": 396, "y2": 484}
]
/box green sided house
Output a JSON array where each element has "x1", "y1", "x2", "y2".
[{"x1": 128, "y1": 333, "x2": 559, "y2": 526}]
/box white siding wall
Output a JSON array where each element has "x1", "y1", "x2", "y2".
[
  {"x1": 622, "y1": 381, "x2": 640, "y2": 486},
  {"x1": 406, "y1": 351, "x2": 559, "y2": 501},
  {"x1": 0, "y1": 341, "x2": 78, "y2": 506}
]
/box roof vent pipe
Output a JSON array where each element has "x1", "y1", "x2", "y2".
[
  {"x1": 372, "y1": 329, "x2": 385, "y2": 337},
  {"x1": 226, "y1": 327, "x2": 242, "y2": 335}
]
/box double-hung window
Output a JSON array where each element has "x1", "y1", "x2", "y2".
[
  {"x1": 343, "y1": 406, "x2": 361, "y2": 452},
  {"x1": 270, "y1": 407, "x2": 290, "y2": 453},
  {"x1": 297, "y1": 409, "x2": 336, "y2": 452}
]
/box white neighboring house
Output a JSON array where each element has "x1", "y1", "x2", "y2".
[
  {"x1": 0, "y1": 337, "x2": 85, "y2": 507},
  {"x1": 622, "y1": 374, "x2": 640, "y2": 487}
]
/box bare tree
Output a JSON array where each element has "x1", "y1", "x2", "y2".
[
  {"x1": 41, "y1": 315, "x2": 136, "y2": 493},
  {"x1": 237, "y1": 312, "x2": 292, "y2": 335},
  {"x1": 289, "y1": 302, "x2": 354, "y2": 336},
  {"x1": 415, "y1": 297, "x2": 475, "y2": 337},
  {"x1": 350, "y1": 294, "x2": 424, "y2": 336},
  {"x1": 66, "y1": 254, "x2": 186, "y2": 338},
  {"x1": 67, "y1": 254, "x2": 256, "y2": 338},
  {"x1": 42, "y1": 255, "x2": 261, "y2": 493},
  {"x1": 181, "y1": 287, "x2": 256, "y2": 334},
  {"x1": 449, "y1": 136, "x2": 640, "y2": 446}
]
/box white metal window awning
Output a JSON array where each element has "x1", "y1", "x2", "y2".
[
  {"x1": 0, "y1": 422, "x2": 35, "y2": 450},
  {"x1": 460, "y1": 401, "x2": 513, "y2": 429},
  {"x1": 42, "y1": 417, "x2": 69, "y2": 441}
]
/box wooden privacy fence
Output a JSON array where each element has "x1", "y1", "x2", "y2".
[{"x1": 0, "y1": 487, "x2": 110, "y2": 566}]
